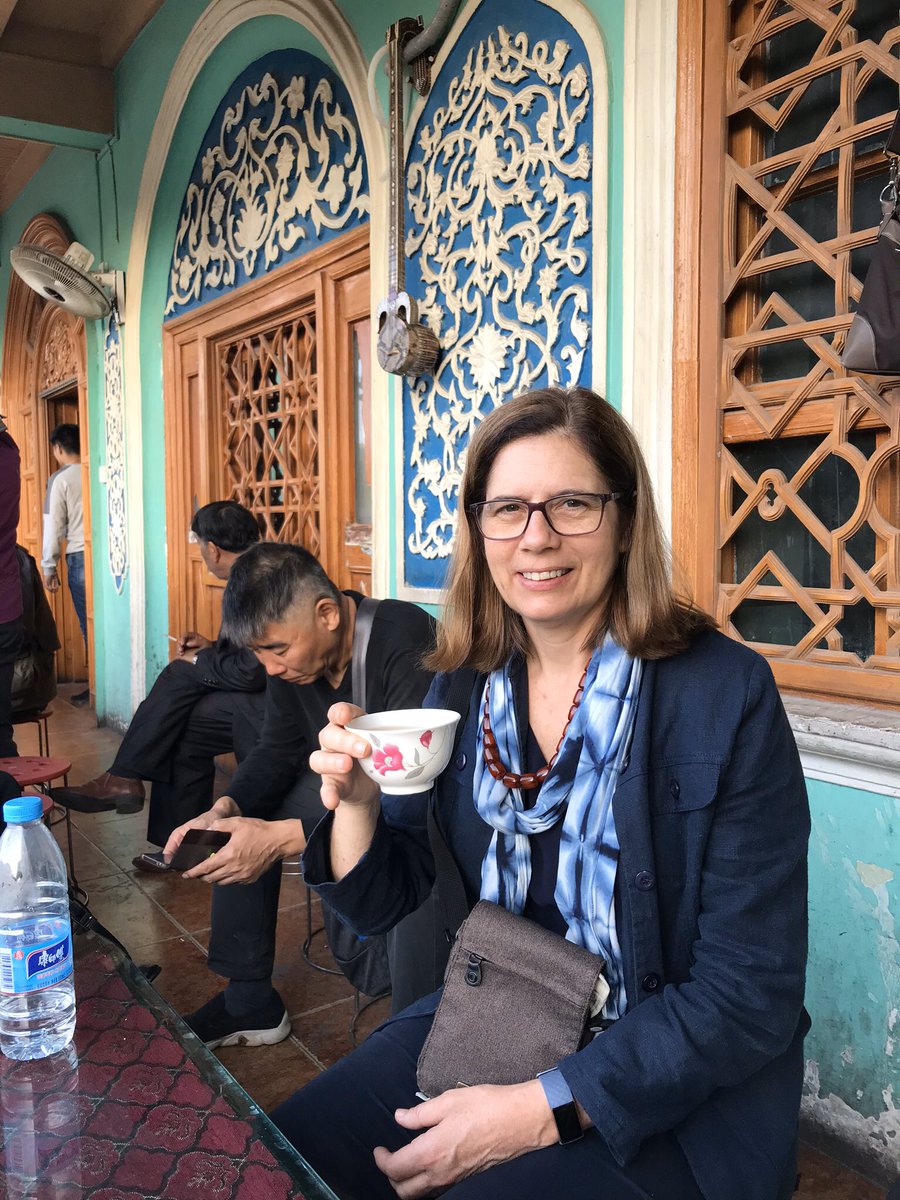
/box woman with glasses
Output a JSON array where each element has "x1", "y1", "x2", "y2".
[{"x1": 274, "y1": 387, "x2": 809, "y2": 1200}]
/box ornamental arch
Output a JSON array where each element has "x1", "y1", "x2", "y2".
[{"x1": 1, "y1": 212, "x2": 94, "y2": 689}]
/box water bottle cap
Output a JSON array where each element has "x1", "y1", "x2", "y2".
[{"x1": 2, "y1": 796, "x2": 43, "y2": 823}]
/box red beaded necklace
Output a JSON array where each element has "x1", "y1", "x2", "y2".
[{"x1": 481, "y1": 661, "x2": 590, "y2": 790}]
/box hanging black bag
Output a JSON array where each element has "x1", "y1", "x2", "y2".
[{"x1": 843, "y1": 111, "x2": 900, "y2": 374}]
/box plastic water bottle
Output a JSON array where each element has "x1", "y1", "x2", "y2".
[{"x1": 0, "y1": 797, "x2": 76, "y2": 1060}]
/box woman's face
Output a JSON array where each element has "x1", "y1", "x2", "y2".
[{"x1": 480, "y1": 431, "x2": 625, "y2": 644}]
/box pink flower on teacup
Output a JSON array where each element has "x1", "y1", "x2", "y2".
[
  {"x1": 420, "y1": 730, "x2": 433, "y2": 749},
  {"x1": 372, "y1": 744, "x2": 404, "y2": 775}
]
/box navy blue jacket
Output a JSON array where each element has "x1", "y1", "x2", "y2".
[{"x1": 305, "y1": 630, "x2": 810, "y2": 1200}]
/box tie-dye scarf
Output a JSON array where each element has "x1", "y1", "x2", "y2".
[{"x1": 473, "y1": 638, "x2": 642, "y2": 1017}]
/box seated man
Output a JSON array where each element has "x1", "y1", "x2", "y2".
[
  {"x1": 53, "y1": 501, "x2": 266, "y2": 859},
  {"x1": 163, "y1": 543, "x2": 435, "y2": 1049}
]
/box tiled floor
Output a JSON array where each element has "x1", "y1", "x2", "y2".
[{"x1": 13, "y1": 684, "x2": 887, "y2": 1199}]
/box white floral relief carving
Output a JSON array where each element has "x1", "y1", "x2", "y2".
[
  {"x1": 165, "y1": 70, "x2": 369, "y2": 314},
  {"x1": 104, "y1": 319, "x2": 127, "y2": 593},
  {"x1": 405, "y1": 25, "x2": 592, "y2": 563}
]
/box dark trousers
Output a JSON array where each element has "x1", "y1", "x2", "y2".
[
  {"x1": 207, "y1": 772, "x2": 326, "y2": 982},
  {"x1": 65, "y1": 551, "x2": 87, "y2": 645},
  {"x1": 144, "y1": 690, "x2": 263, "y2": 846},
  {"x1": 111, "y1": 659, "x2": 266, "y2": 846},
  {"x1": 270, "y1": 1010, "x2": 704, "y2": 1200},
  {"x1": 0, "y1": 618, "x2": 24, "y2": 758}
]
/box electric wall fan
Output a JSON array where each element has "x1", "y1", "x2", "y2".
[{"x1": 9, "y1": 241, "x2": 125, "y2": 323}]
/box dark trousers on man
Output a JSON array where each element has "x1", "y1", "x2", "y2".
[
  {"x1": 112, "y1": 658, "x2": 266, "y2": 846},
  {"x1": 0, "y1": 618, "x2": 24, "y2": 758},
  {"x1": 207, "y1": 772, "x2": 325, "y2": 983}
]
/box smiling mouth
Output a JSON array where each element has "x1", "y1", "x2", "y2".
[{"x1": 520, "y1": 569, "x2": 571, "y2": 581}]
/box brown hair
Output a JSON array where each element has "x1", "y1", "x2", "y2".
[{"x1": 426, "y1": 386, "x2": 715, "y2": 672}]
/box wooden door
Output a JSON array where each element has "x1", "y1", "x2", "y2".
[
  {"x1": 163, "y1": 227, "x2": 372, "y2": 643},
  {"x1": 0, "y1": 217, "x2": 94, "y2": 699},
  {"x1": 323, "y1": 263, "x2": 373, "y2": 595},
  {"x1": 43, "y1": 387, "x2": 89, "y2": 683}
]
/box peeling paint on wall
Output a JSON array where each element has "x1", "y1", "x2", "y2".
[
  {"x1": 803, "y1": 1060, "x2": 900, "y2": 1178},
  {"x1": 804, "y1": 781, "x2": 900, "y2": 1174},
  {"x1": 857, "y1": 861, "x2": 895, "y2": 890}
]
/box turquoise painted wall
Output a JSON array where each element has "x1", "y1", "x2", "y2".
[{"x1": 803, "y1": 776, "x2": 900, "y2": 1170}]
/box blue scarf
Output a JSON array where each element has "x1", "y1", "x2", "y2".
[{"x1": 473, "y1": 638, "x2": 642, "y2": 1017}]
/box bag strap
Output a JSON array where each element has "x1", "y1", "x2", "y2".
[
  {"x1": 427, "y1": 667, "x2": 485, "y2": 945},
  {"x1": 351, "y1": 596, "x2": 380, "y2": 710}
]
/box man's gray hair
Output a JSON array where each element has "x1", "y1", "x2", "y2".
[{"x1": 221, "y1": 543, "x2": 341, "y2": 646}]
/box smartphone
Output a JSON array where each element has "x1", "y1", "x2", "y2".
[{"x1": 169, "y1": 828, "x2": 231, "y2": 872}]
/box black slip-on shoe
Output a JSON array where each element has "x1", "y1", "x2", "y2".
[{"x1": 184, "y1": 990, "x2": 291, "y2": 1050}]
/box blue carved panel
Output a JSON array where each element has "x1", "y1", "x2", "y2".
[
  {"x1": 403, "y1": 1, "x2": 595, "y2": 590},
  {"x1": 165, "y1": 49, "x2": 369, "y2": 318}
]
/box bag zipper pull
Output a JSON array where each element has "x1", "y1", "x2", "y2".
[{"x1": 465, "y1": 952, "x2": 483, "y2": 986}]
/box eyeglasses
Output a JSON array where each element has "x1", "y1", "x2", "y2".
[{"x1": 468, "y1": 492, "x2": 629, "y2": 540}]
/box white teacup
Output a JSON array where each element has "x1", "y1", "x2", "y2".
[{"x1": 346, "y1": 708, "x2": 462, "y2": 795}]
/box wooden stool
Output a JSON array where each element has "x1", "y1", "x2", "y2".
[
  {"x1": 0, "y1": 756, "x2": 75, "y2": 886},
  {"x1": 11, "y1": 707, "x2": 53, "y2": 757}
]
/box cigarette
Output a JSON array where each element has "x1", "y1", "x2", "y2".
[{"x1": 167, "y1": 635, "x2": 178, "y2": 642}]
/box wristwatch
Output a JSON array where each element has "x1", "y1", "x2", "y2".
[{"x1": 537, "y1": 1068, "x2": 583, "y2": 1144}]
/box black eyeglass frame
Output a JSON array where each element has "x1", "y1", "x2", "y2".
[{"x1": 468, "y1": 491, "x2": 631, "y2": 540}]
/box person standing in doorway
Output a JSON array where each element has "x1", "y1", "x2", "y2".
[
  {"x1": 42, "y1": 423, "x2": 87, "y2": 704},
  {"x1": 0, "y1": 414, "x2": 24, "y2": 757}
]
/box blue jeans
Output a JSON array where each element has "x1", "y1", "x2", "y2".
[{"x1": 66, "y1": 551, "x2": 87, "y2": 645}]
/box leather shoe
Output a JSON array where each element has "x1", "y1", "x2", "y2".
[
  {"x1": 51, "y1": 772, "x2": 145, "y2": 814},
  {"x1": 132, "y1": 851, "x2": 169, "y2": 873}
]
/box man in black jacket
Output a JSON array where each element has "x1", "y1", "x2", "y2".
[
  {"x1": 52, "y1": 502, "x2": 266, "y2": 854},
  {"x1": 162, "y1": 542, "x2": 435, "y2": 1049}
]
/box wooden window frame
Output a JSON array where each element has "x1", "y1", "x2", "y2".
[
  {"x1": 673, "y1": 0, "x2": 900, "y2": 705},
  {"x1": 162, "y1": 225, "x2": 370, "y2": 641}
]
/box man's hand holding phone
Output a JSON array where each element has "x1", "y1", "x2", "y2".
[
  {"x1": 163, "y1": 798, "x2": 304, "y2": 885},
  {"x1": 168, "y1": 828, "x2": 232, "y2": 871}
]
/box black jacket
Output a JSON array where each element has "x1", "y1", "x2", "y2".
[{"x1": 12, "y1": 545, "x2": 60, "y2": 715}]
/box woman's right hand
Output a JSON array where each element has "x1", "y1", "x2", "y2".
[{"x1": 309, "y1": 702, "x2": 381, "y2": 813}]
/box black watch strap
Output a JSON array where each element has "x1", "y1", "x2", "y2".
[{"x1": 537, "y1": 1068, "x2": 584, "y2": 1145}]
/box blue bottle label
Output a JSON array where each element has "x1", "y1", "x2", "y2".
[{"x1": 0, "y1": 920, "x2": 73, "y2": 994}]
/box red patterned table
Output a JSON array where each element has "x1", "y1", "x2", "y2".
[{"x1": 0, "y1": 928, "x2": 336, "y2": 1200}]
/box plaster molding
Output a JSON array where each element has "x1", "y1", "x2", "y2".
[
  {"x1": 123, "y1": 0, "x2": 385, "y2": 710},
  {"x1": 621, "y1": 0, "x2": 677, "y2": 538},
  {"x1": 785, "y1": 695, "x2": 900, "y2": 798}
]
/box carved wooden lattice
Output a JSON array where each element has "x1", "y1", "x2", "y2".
[
  {"x1": 719, "y1": 1, "x2": 900, "y2": 700},
  {"x1": 218, "y1": 314, "x2": 320, "y2": 551}
]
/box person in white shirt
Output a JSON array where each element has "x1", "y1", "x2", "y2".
[{"x1": 42, "y1": 423, "x2": 87, "y2": 702}]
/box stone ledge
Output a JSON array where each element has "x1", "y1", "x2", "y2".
[{"x1": 783, "y1": 695, "x2": 900, "y2": 799}]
